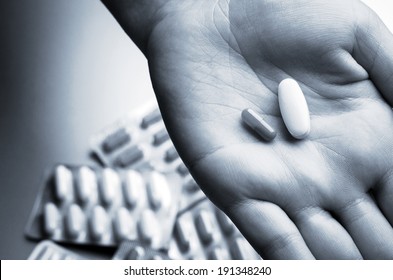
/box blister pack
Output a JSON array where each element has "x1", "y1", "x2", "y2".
[
  {"x1": 28, "y1": 240, "x2": 84, "y2": 260},
  {"x1": 89, "y1": 100, "x2": 206, "y2": 211},
  {"x1": 25, "y1": 165, "x2": 182, "y2": 249},
  {"x1": 90, "y1": 102, "x2": 179, "y2": 173},
  {"x1": 168, "y1": 199, "x2": 261, "y2": 260},
  {"x1": 112, "y1": 240, "x2": 171, "y2": 260}
]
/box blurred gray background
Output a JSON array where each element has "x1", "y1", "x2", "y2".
[
  {"x1": 0, "y1": 0, "x2": 391, "y2": 259},
  {"x1": 0, "y1": 0, "x2": 154, "y2": 259}
]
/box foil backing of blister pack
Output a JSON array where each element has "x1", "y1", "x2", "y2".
[{"x1": 25, "y1": 164, "x2": 182, "y2": 250}]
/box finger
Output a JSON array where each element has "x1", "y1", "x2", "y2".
[
  {"x1": 292, "y1": 206, "x2": 363, "y2": 260},
  {"x1": 335, "y1": 195, "x2": 393, "y2": 259},
  {"x1": 229, "y1": 199, "x2": 315, "y2": 260},
  {"x1": 352, "y1": 3, "x2": 393, "y2": 106},
  {"x1": 374, "y1": 170, "x2": 393, "y2": 226}
]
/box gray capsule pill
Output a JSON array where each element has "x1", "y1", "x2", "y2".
[
  {"x1": 195, "y1": 210, "x2": 214, "y2": 244},
  {"x1": 241, "y1": 108, "x2": 276, "y2": 141},
  {"x1": 175, "y1": 219, "x2": 191, "y2": 252}
]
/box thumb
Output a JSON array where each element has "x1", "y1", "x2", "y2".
[{"x1": 353, "y1": 3, "x2": 393, "y2": 107}]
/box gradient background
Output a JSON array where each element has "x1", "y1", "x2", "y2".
[{"x1": 0, "y1": 0, "x2": 392, "y2": 259}]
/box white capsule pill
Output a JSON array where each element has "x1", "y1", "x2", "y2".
[
  {"x1": 138, "y1": 209, "x2": 159, "y2": 245},
  {"x1": 114, "y1": 207, "x2": 132, "y2": 240},
  {"x1": 123, "y1": 170, "x2": 144, "y2": 208},
  {"x1": 76, "y1": 166, "x2": 97, "y2": 203},
  {"x1": 100, "y1": 168, "x2": 120, "y2": 205},
  {"x1": 54, "y1": 165, "x2": 72, "y2": 201},
  {"x1": 195, "y1": 210, "x2": 214, "y2": 244},
  {"x1": 147, "y1": 172, "x2": 171, "y2": 210},
  {"x1": 65, "y1": 204, "x2": 84, "y2": 238},
  {"x1": 43, "y1": 202, "x2": 59, "y2": 236},
  {"x1": 278, "y1": 78, "x2": 310, "y2": 139},
  {"x1": 89, "y1": 205, "x2": 108, "y2": 240}
]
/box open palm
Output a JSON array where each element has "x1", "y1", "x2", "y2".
[{"x1": 103, "y1": 0, "x2": 393, "y2": 259}]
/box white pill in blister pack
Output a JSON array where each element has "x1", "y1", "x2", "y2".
[
  {"x1": 114, "y1": 207, "x2": 132, "y2": 240},
  {"x1": 89, "y1": 205, "x2": 108, "y2": 240},
  {"x1": 43, "y1": 202, "x2": 59, "y2": 236},
  {"x1": 138, "y1": 209, "x2": 159, "y2": 245},
  {"x1": 147, "y1": 172, "x2": 171, "y2": 210},
  {"x1": 76, "y1": 166, "x2": 96, "y2": 203},
  {"x1": 100, "y1": 168, "x2": 120, "y2": 205},
  {"x1": 278, "y1": 78, "x2": 310, "y2": 139},
  {"x1": 65, "y1": 204, "x2": 84, "y2": 238},
  {"x1": 54, "y1": 165, "x2": 72, "y2": 201},
  {"x1": 25, "y1": 164, "x2": 182, "y2": 249},
  {"x1": 123, "y1": 170, "x2": 144, "y2": 208}
]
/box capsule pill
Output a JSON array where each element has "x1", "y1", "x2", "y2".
[
  {"x1": 138, "y1": 209, "x2": 159, "y2": 245},
  {"x1": 100, "y1": 168, "x2": 119, "y2": 205},
  {"x1": 76, "y1": 166, "x2": 97, "y2": 203},
  {"x1": 54, "y1": 165, "x2": 72, "y2": 201},
  {"x1": 114, "y1": 207, "x2": 132, "y2": 240},
  {"x1": 43, "y1": 202, "x2": 59, "y2": 236},
  {"x1": 241, "y1": 109, "x2": 276, "y2": 141},
  {"x1": 147, "y1": 172, "x2": 171, "y2": 210},
  {"x1": 278, "y1": 78, "x2": 310, "y2": 139},
  {"x1": 65, "y1": 204, "x2": 84, "y2": 238},
  {"x1": 175, "y1": 218, "x2": 191, "y2": 252},
  {"x1": 195, "y1": 210, "x2": 214, "y2": 244},
  {"x1": 89, "y1": 205, "x2": 108, "y2": 240},
  {"x1": 123, "y1": 170, "x2": 144, "y2": 208}
]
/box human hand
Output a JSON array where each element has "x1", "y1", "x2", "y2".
[{"x1": 102, "y1": 0, "x2": 393, "y2": 259}]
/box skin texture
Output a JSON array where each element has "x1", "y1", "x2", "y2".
[{"x1": 102, "y1": 0, "x2": 393, "y2": 259}]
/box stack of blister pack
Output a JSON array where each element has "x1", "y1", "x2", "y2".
[{"x1": 25, "y1": 101, "x2": 261, "y2": 260}]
